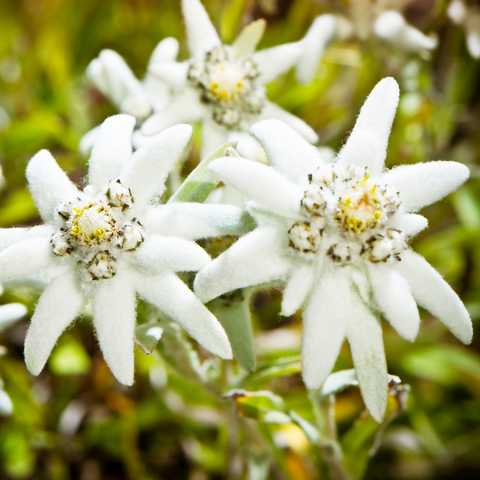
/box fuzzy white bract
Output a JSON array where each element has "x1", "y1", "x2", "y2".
[
  {"x1": 296, "y1": 1, "x2": 438, "y2": 84},
  {"x1": 140, "y1": 0, "x2": 317, "y2": 158},
  {"x1": 0, "y1": 114, "x2": 242, "y2": 386},
  {"x1": 194, "y1": 78, "x2": 472, "y2": 422},
  {"x1": 448, "y1": 0, "x2": 480, "y2": 59}
]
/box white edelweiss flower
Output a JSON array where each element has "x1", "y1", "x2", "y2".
[
  {"x1": 79, "y1": 38, "x2": 178, "y2": 156},
  {"x1": 448, "y1": 0, "x2": 480, "y2": 59},
  {"x1": 296, "y1": 1, "x2": 437, "y2": 84},
  {"x1": 194, "y1": 78, "x2": 472, "y2": 422},
  {"x1": 140, "y1": 0, "x2": 318, "y2": 159},
  {"x1": 0, "y1": 114, "x2": 247, "y2": 386}
]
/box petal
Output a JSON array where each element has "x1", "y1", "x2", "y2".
[
  {"x1": 133, "y1": 270, "x2": 232, "y2": 359},
  {"x1": 148, "y1": 37, "x2": 179, "y2": 64},
  {"x1": 250, "y1": 119, "x2": 321, "y2": 182},
  {"x1": 26, "y1": 150, "x2": 81, "y2": 223},
  {"x1": 232, "y1": 19, "x2": 266, "y2": 59},
  {"x1": 24, "y1": 271, "x2": 84, "y2": 376},
  {"x1": 119, "y1": 124, "x2": 193, "y2": 205},
  {"x1": 0, "y1": 237, "x2": 53, "y2": 282},
  {"x1": 93, "y1": 271, "x2": 136, "y2": 386},
  {"x1": 78, "y1": 125, "x2": 100, "y2": 158},
  {"x1": 382, "y1": 161, "x2": 469, "y2": 212},
  {"x1": 182, "y1": 0, "x2": 221, "y2": 58},
  {"x1": 368, "y1": 264, "x2": 420, "y2": 342},
  {"x1": 141, "y1": 90, "x2": 204, "y2": 136},
  {"x1": 201, "y1": 120, "x2": 229, "y2": 160},
  {"x1": 208, "y1": 156, "x2": 304, "y2": 217},
  {"x1": 392, "y1": 213, "x2": 428, "y2": 237},
  {"x1": 148, "y1": 61, "x2": 189, "y2": 90},
  {"x1": 0, "y1": 303, "x2": 28, "y2": 333},
  {"x1": 257, "y1": 102, "x2": 319, "y2": 145},
  {"x1": 131, "y1": 234, "x2": 210, "y2": 273},
  {"x1": 194, "y1": 227, "x2": 291, "y2": 303},
  {"x1": 466, "y1": 12, "x2": 480, "y2": 59},
  {"x1": 296, "y1": 14, "x2": 337, "y2": 84},
  {"x1": 88, "y1": 115, "x2": 135, "y2": 191},
  {"x1": 395, "y1": 250, "x2": 473, "y2": 344},
  {"x1": 374, "y1": 11, "x2": 437, "y2": 52},
  {"x1": 252, "y1": 43, "x2": 301, "y2": 85},
  {"x1": 347, "y1": 294, "x2": 388, "y2": 423},
  {"x1": 227, "y1": 131, "x2": 265, "y2": 163},
  {"x1": 281, "y1": 264, "x2": 315, "y2": 316},
  {"x1": 143, "y1": 203, "x2": 255, "y2": 240},
  {"x1": 338, "y1": 77, "x2": 400, "y2": 175},
  {"x1": 301, "y1": 269, "x2": 350, "y2": 390},
  {"x1": 0, "y1": 225, "x2": 52, "y2": 250}
]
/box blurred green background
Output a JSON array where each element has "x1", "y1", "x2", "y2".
[{"x1": 1, "y1": 0, "x2": 480, "y2": 479}]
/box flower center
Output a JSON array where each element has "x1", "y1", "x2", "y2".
[
  {"x1": 51, "y1": 180, "x2": 144, "y2": 280},
  {"x1": 188, "y1": 46, "x2": 265, "y2": 128},
  {"x1": 288, "y1": 165, "x2": 405, "y2": 265}
]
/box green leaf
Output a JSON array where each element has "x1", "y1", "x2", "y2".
[
  {"x1": 341, "y1": 383, "x2": 410, "y2": 480},
  {"x1": 224, "y1": 389, "x2": 291, "y2": 424},
  {"x1": 210, "y1": 289, "x2": 256, "y2": 372},
  {"x1": 48, "y1": 336, "x2": 91, "y2": 376},
  {"x1": 135, "y1": 323, "x2": 163, "y2": 356},
  {"x1": 168, "y1": 142, "x2": 236, "y2": 204},
  {"x1": 238, "y1": 356, "x2": 302, "y2": 387}
]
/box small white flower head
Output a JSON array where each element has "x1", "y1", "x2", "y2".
[
  {"x1": 0, "y1": 114, "x2": 244, "y2": 386},
  {"x1": 140, "y1": 0, "x2": 317, "y2": 158},
  {"x1": 296, "y1": 2, "x2": 437, "y2": 85},
  {"x1": 194, "y1": 78, "x2": 472, "y2": 422}
]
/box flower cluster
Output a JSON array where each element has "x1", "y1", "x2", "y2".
[{"x1": 0, "y1": 0, "x2": 475, "y2": 426}]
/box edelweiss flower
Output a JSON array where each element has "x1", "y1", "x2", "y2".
[
  {"x1": 140, "y1": 0, "x2": 317, "y2": 158},
  {"x1": 0, "y1": 114, "x2": 241, "y2": 385},
  {"x1": 297, "y1": 1, "x2": 437, "y2": 84},
  {"x1": 448, "y1": 0, "x2": 480, "y2": 59},
  {"x1": 194, "y1": 78, "x2": 472, "y2": 421}
]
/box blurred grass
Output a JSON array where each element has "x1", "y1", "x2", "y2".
[{"x1": 0, "y1": 0, "x2": 480, "y2": 479}]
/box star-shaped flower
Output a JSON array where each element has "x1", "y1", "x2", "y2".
[
  {"x1": 0, "y1": 114, "x2": 243, "y2": 386},
  {"x1": 194, "y1": 78, "x2": 472, "y2": 421},
  {"x1": 297, "y1": 2, "x2": 437, "y2": 84},
  {"x1": 140, "y1": 0, "x2": 318, "y2": 158}
]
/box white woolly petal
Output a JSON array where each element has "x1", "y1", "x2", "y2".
[
  {"x1": 148, "y1": 61, "x2": 189, "y2": 90},
  {"x1": 0, "y1": 303, "x2": 27, "y2": 332},
  {"x1": 78, "y1": 126, "x2": 100, "y2": 158},
  {"x1": 368, "y1": 265, "x2": 420, "y2": 342},
  {"x1": 448, "y1": 0, "x2": 467, "y2": 25},
  {"x1": 396, "y1": 250, "x2": 473, "y2": 344},
  {"x1": 252, "y1": 43, "x2": 301, "y2": 85},
  {"x1": 251, "y1": 119, "x2": 321, "y2": 182},
  {"x1": 131, "y1": 234, "x2": 210, "y2": 273},
  {"x1": 338, "y1": 77, "x2": 400, "y2": 175},
  {"x1": 134, "y1": 270, "x2": 232, "y2": 359},
  {"x1": 182, "y1": 0, "x2": 221, "y2": 58},
  {"x1": 383, "y1": 161, "x2": 469, "y2": 212},
  {"x1": 93, "y1": 272, "x2": 136, "y2": 386},
  {"x1": 296, "y1": 15, "x2": 337, "y2": 84},
  {"x1": 194, "y1": 227, "x2": 291, "y2": 303},
  {"x1": 148, "y1": 37, "x2": 179, "y2": 64},
  {"x1": 0, "y1": 225, "x2": 53, "y2": 250},
  {"x1": 232, "y1": 19, "x2": 266, "y2": 59},
  {"x1": 0, "y1": 388, "x2": 13, "y2": 416},
  {"x1": 392, "y1": 213, "x2": 428, "y2": 237},
  {"x1": 88, "y1": 115, "x2": 135, "y2": 191},
  {"x1": 374, "y1": 11, "x2": 437, "y2": 52},
  {"x1": 141, "y1": 90, "x2": 204, "y2": 136},
  {"x1": 202, "y1": 120, "x2": 229, "y2": 160},
  {"x1": 26, "y1": 150, "x2": 81, "y2": 223},
  {"x1": 302, "y1": 270, "x2": 350, "y2": 389},
  {"x1": 347, "y1": 294, "x2": 388, "y2": 423},
  {"x1": 281, "y1": 265, "x2": 315, "y2": 316},
  {"x1": 120, "y1": 124, "x2": 192, "y2": 205},
  {"x1": 209, "y1": 157, "x2": 304, "y2": 218},
  {"x1": 0, "y1": 237, "x2": 53, "y2": 282},
  {"x1": 24, "y1": 272, "x2": 84, "y2": 376},
  {"x1": 227, "y1": 132, "x2": 265, "y2": 164},
  {"x1": 144, "y1": 203, "x2": 254, "y2": 240}
]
